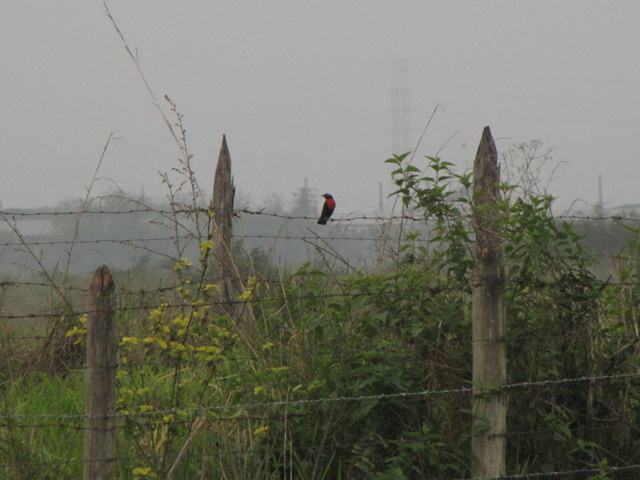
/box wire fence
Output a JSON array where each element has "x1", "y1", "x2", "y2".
[
  {"x1": 3, "y1": 206, "x2": 640, "y2": 223},
  {"x1": 3, "y1": 371, "x2": 639, "y2": 422},
  {"x1": 2, "y1": 207, "x2": 640, "y2": 478},
  {"x1": 1, "y1": 277, "x2": 638, "y2": 321},
  {"x1": 0, "y1": 207, "x2": 424, "y2": 223}
]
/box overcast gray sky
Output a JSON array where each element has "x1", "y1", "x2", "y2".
[{"x1": 2, "y1": 1, "x2": 639, "y2": 213}]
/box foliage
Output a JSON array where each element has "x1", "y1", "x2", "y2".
[{"x1": 3, "y1": 150, "x2": 640, "y2": 479}]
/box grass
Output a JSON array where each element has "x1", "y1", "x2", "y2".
[{"x1": 1, "y1": 372, "x2": 84, "y2": 479}]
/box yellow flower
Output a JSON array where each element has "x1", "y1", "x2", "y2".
[
  {"x1": 171, "y1": 315, "x2": 189, "y2": 328},
  {"x1": 199, "y1": 239, "x2": 214, "y2": 260},
  {"x1": 162, "y1": 414, "x2": 175, "y2": 423},
  {"x1": 203, "y1": 283, "x2": 220, "y2": 292},
  {"x1": 173, "y1": 257, "x2": 192, "y2": 272},
  {"x1": 148, "y1": 306, "x2": 165, "y2": 323},
  {"x1": 254, "y1": 425, "x2": 269, "y2": 436},
  {"x1": 132, "y1": 466, "x2": 154, "y2": 478},
  {"x1": 65, "y1": 326, "x2": 86, "y2": 338},
  {"x1": 120, "y1": 336, "x2": 139, "y2": 346},
  {"x1": 239, "y1": 289, "x2": 253, "y2": 301}
]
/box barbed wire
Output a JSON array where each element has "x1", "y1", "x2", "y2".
[
  {"x1": 1, "y1": 450, "x2": 637, "y2": 479},
  {"x1": 0, "y1": 281, "x2": 190, "y2": 294},
  {"x1": 0, "y1": 236, "x2": 181, "y2": 248},
  {"x1": 1, "y1": 207, "x2": 177, "y2": 216},
  {"x1": 557, "y1": 214, "x2": 640, "y2": 223},
  {"x1": 0, "y1": 330, "x2": 614, "y2": 365},
  {"x1": 0, "y1": 456, "x2": 131, "y2": 470},
  {"x1": 235, "y1": 233, "x2": 381, "y2": 241},
  {"x1": 0, "y1": 417, "x2": 621, "y2": 441},
  {"x1": 0, "y1": 290, "x2": 390, "y2": 320},
  {"x1": 0, "y1": 411, "x2": 312, "y2": 432},
  {"x1": 4, "y1": 206, "x2": 640, "y2": 222},
  {"x1": 0, "y1": 207, "x2": 422, "y2": 223},
  {"x1": 0, "y1": 281, "x2": 88, "y2": 291},
  {"x1": 1, "y1": 274, "x2": 639, "y2": 299},
  {"x1": 3, "y1": 275, "x2": 640, "y2": 321},
  {"x1": 0, "y1": 233, "x2": 385, "y2": 248},
  {"x1": 234, "y1": 208, "x2": 423, "y2": 223},
  {"x1": 1, "y1": 408, "x2": 637, "y2": 477},
  {"x1": 1, "y1": 371, "x2": 637, "y2": 421},
  {"x1": 460, "y1": 463, "x2": 640, "y2": 480}
]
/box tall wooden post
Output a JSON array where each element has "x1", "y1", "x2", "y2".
[
  {"x1": 84, "y1": 265, "x2": 117, "y2": 480},
  {"x1": 211, "y1": 135, "x2": 237, "y2": 307},
  {"x1": 471, "y1": 126, "x2": 506, "y2": 477}
]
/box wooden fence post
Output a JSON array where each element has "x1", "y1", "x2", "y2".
[
  {"x1": 84, "y1": 265, "x2": 117, "y2": 480},
  {"x1": 471, "y1": 126, "x2": 506, "y2": 477},
  {"x1": 211, "y1": 135, "x2": 237, "y2": 307}
]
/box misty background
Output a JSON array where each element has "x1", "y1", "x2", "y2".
[{"x1": 1, "y1": 1, "x2": 640, "y2": 274}]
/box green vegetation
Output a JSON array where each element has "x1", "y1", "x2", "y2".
[{"x1": 2, "y1": 154, "x2": 640, "y2": 479}]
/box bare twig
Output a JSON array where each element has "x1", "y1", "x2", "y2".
[{"x1": 62, "y1": 132, "x2": 116, "y2": 282}]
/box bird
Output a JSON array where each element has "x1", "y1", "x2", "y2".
[{"x1": 317, "y1": 193, "x2": 336, "y2": 225}]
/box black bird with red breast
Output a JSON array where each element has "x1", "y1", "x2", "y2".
[{"x1": 317, "y1": 193, "x2": 336, "y2": 225}]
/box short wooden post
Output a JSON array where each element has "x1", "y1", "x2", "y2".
[
  {"x1": 471, "y1": 126, "x2": 506, "y2": 477},
  {"x1": 211, "y1": 135, "x2": 237, "y2": 306},
  {"x1": 84, "y1": 265, "x2": 117, "y2": 480}
]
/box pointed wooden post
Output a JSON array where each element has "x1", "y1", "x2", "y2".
[
  {"x1": 84, "y1": 265, "x2": 117, "y2": 480},
  {"x1": 471, "y1": 126, "x2": 506, "y2": 478},
  {"x1": 211, "y1": 135, "x2": 237, "y2": 307}
]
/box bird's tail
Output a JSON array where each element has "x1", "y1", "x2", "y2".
[{"x1": 317, "y1": 218, "x2": 327, "y2": 225}]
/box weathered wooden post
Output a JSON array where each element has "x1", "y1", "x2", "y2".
[
  {"x1": 84, "y1": 265, "x2": 117, "y2": 480},
  {"x1": 471, "y1": 126, "x2": 506, "y2": 477},
  {"x1": 211, "y1": 135, "x2": 237, "y2": 308}
]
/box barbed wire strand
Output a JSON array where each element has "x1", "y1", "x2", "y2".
[
  {"x1": 3, "y1": 275, "x2": 640, "y2": 321},
  {"x1": 0, "y1": 232, "x2": 391, "y2": 248},
  {"x1": 459, "y1": 463, "x2": 640, "y2": 480},
  {"x1": 4, "y1": 206, "x2": 640, "y2": 222},
  {"x1": 0, "y1": 207, "x2": 422, "y2": 222},
  {"x1": 0, "y1": 291, "x2": 386, "y2": 320},
  {"x1": 1, "y1": 371, "x2": 638, "y2": 421}
]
